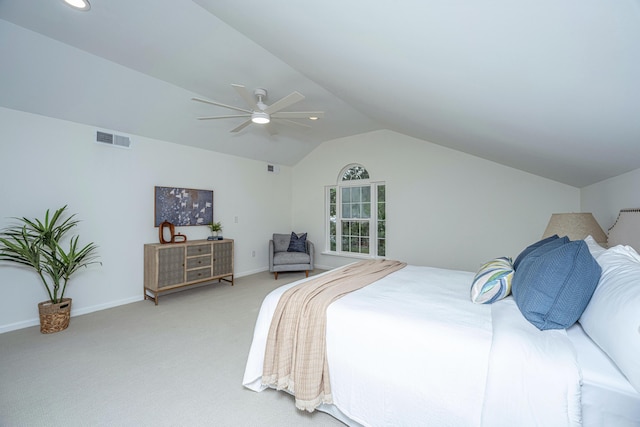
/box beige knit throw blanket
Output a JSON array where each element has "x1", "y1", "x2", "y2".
[{"x1": 262, "y1": 259, "x2": 407, "y2": 412}]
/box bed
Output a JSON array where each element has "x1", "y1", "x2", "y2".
[{"x1": 243, "y1": 210, "x2": 640, "y2": 426}]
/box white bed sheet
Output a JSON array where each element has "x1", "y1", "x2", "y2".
[
  {"x1": 243, "y1": 265, "x2": 583, "y2": 427},
  {"x1": 323, "y1": 265, "x2": 492, "y2": 427},
  {"x1": 567, "y1": 323, "x2": 640, "y2": 427}
]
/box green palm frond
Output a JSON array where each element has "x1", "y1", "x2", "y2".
[{"x1": 0, "y1": 206, "x2": 100, "y2": 303}]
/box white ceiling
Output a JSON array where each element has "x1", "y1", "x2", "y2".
[{"x1": 1, "y1": 0, "x2": 639, "y2": 187}]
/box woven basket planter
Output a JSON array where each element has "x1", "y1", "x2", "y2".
[{"x1": 38, "y1": 298, "x2": 72, "y2": 334}]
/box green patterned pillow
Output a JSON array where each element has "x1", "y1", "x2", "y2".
[{"x1": 470, "y1": 257, "x2": 514, "y2": 304}]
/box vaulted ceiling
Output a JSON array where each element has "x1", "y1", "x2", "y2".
[{"x1": 1, "y1": 0, "x2": 639, "y2": 187}]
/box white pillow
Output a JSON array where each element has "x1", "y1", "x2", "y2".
[
  {"x1": 579, "y1": 244, "x2": 640, "y2": 393},
  {"x1": 584, "y1": 235, "x2": 606, "y2": 258}
]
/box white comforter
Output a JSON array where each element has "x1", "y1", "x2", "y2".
[{"x1": 243, "y1": 265, "x2": 582, "y2": 427}]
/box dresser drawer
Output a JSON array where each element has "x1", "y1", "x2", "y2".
[
  {"x1": 186, "y1": 267, "x2": 212, "y2": 282},
  {"x1": 187, "y1": 244, "x2": 211, "y2": 257},
  {"x1": 187, "y1": 255, "x2": 211, "y2": 269}
]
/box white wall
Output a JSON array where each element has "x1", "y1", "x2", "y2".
[
  {"x1": 1, "y1": 111, "x2": 590, "y2": 333},
  {"x1": 0, "y1": 107, "x2": 292, "y2": 332},
  {"x1": 581, "y1": 167, "x2": 640, "y2": 232},
  {"x1": 292, "y1": 130, "x2": 580, "y2": 272}
]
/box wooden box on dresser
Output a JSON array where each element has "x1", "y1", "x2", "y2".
[{"x1": 144, "y1": 239, "x2": 234, "y2": 305}]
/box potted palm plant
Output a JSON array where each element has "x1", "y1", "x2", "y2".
[{"x1": 0, "y1": 206, "x2": 100, "y2": 333}]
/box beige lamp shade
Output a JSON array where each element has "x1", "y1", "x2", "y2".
[{"x1": 542, "y1": 213, "x2": 607, "y2": 246}]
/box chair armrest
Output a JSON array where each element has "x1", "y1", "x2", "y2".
[
  {"x1": 306, "y1": 240, "x2": 315, "y2": 269},
  {"x1": 269, "y1": 240, "x2": 275, "y2": 271}
]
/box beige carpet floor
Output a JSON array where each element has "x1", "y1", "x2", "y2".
[{"x1": 0, "y1": 270, "x2": 346, "y2": 427}]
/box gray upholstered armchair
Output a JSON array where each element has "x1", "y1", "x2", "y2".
[{"x1": 269, "y1": 233, "x2": 314, "y2": 280}]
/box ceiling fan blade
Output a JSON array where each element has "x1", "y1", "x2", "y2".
[
  {"x1": 197, "y1": 114, "x2": 250, "y2": 120},
  {"x1": 191, "y1": 97, "x2": 252, "y2": 114},
  {"x1": 271, "y1": 111, "x2": 325, "y2": 119},
  {"x1": 231, "y1": 84, "x2": 258, "y2": 110},
  {"x1": 264, "y1": 91, "x2": 305, "y2": 114},
  {"x1": 230, "y1": 119, "x2": 252, "y2": 133},
  {"x1": 276, "y1": 119, "x2": 312, "y2": 129},
  {"x1": 265, "y1": 123, "x2": 278, "y2": 136}
]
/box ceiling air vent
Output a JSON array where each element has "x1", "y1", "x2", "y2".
[{"x1": 96, "y1": 131, "x2": 131, "y2": 149}]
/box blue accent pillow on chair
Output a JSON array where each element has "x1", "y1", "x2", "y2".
[
  {"x1": 512, "y1": 239, "x2": 601, "y2": 330},
  {"x1": 513, "y1": 234, "x2": 561, "y2": 270},
  {"x1": 287, "y1": 232, "x2": 307, "y2": 253}
]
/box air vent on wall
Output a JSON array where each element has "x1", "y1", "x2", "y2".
[
  {"x1": 96, "y1": 131, "x2": 131, "y2": 149},
  {"x1": 267, "y1": 164, "x2": 280, "y2": 174}
]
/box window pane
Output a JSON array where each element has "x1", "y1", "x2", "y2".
[
  {"x1": 342, "y1": 165, "x2": 370, "y2": 181},
  {"x1": 342, "y1": 220, "x2": 351, "y2": 236},
  {"x1": 378, "y1": 239, "x2": 386, "y2": 256},
  {"x1": 378, "y1": 221, "x2": 385, "y2": 238},
  {"x1": 350, "y1": 237, "x2": 359, "y2": 252},
  {"x1": 351, "y1": 204, "x2": 360, "y2": 218},
  {"x1": 378, "y1": 203, "x2": 386, "y2": 221},
  {"x1": 343, "y1": 204, "x2": 352, "y2": 218},
  {"x1": 378, "y1": 185, "x2": 385, "y2": 202},
  {"x1": 362, "y1": 221, "x2": 370, "y2": 237},
  {"x1": 342, "y1": 187, "x2": 351, "y2": 203},
  {"x1": 360, "y1": 238, "x2": 370, "y2": 254},
  {"x1": 328, "y1": 187, "x2": 337, "y2": 252},
  {"x1": 362, "y1": 187, "x2": 371, "y2": 203},
  {"x1": 362, "y1": 203, "x2": 371, "y2": 218},
  {"x1": 349, "y1": 187, "x2": 360, "y2": 202}
]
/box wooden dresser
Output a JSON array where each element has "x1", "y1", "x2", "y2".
[{"x1": 144, "y1": 239, "x2": 234, "y2": 304}]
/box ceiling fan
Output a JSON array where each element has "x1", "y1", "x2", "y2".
[{"x1": 192, "y1": 84, "x2": 325, "y2": 134}]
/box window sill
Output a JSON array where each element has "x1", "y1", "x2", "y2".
[{"x1": 321, "y1": 251, "x2": 379, "y2": 260}]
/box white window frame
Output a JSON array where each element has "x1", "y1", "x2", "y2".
[{"x1": 325, "y1": 164, "x2": 385, "y2": 258}]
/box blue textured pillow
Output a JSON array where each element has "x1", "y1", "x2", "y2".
[
  {"x1": 512, "y1": 240, "x2": 601, "y2": 330},
  {"x1": 287, "y1": 232, "x2": 307, "y2": 253},
  {"x1": 513, "y1": 234, "x2": 561, "y2": 270}
]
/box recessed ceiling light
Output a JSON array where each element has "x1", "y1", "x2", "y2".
[
  {"x1": 63, "y1": 0, "x2": 91, "y2": 11},
  {"x1": 309, "y1": 116, "x2": 319, "y2": 121}
]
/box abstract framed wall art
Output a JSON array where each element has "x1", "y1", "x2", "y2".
[{"x1": 154, "y1": 186, "x2": 213, "y2": 227}]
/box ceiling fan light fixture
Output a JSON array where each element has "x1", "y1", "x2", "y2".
[
  {"x1": 251, "y1": 111, "x2": 270, "y2": 124},
  {"x1": 62, "y1": 0, "x2": 91, "y2": 11}
]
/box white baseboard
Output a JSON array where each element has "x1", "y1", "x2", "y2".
[
  {"x1": 72, "y1": 295, "x2": 143, "y2": 317},
  {"x1": 0, "y1": 295, "x2": 143, "y2": 334},
  {"x1": 235, "y1": 267, "x2": 269, "y2": 277},
  {"x1": 0, "y1": 267, "x2": 302, "y2": 334},
  {"x1": 0, "y1": 318, "x2": 40, "y2": 334}
]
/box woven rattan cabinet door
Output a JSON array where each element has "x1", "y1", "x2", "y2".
[
  {"x1": 157, "y1": 246, "x2": 185, "y2": 288},
  {"x1": 212, "y1": 241, "x2": 233, "y2": 277}
]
